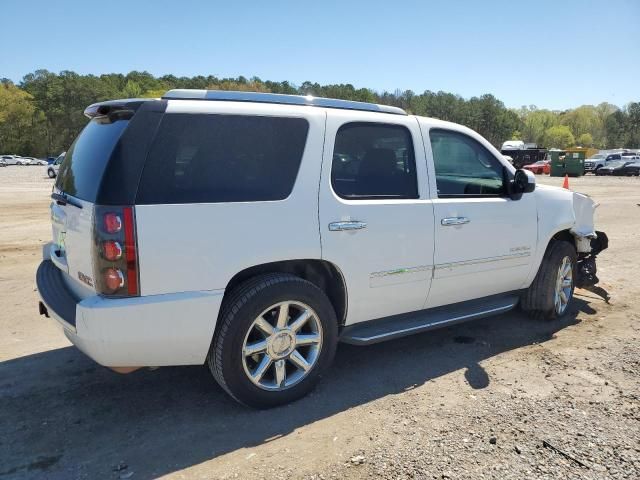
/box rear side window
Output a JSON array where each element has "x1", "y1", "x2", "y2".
[
  {"x1": 56, "y1": 119, "x2": 129, "y2": 201},
  {"x1": 136, "y1": 114, "x2": 309, "y2": 204},
  {"x1": 331, "y1": 123, "x2": 418, "y2": 199}
]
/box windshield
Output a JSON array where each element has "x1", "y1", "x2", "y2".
[{"x1": 55, "y1": 119, "x2": 129, "y2": 201}]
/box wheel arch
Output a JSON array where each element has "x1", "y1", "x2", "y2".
[{"x1": 223, "y1": 259, "x2": 348, "y2": 326}]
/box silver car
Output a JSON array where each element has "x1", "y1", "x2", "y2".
[{"x1": 47, "y1": 152, "x2": 65, "y2": 178}]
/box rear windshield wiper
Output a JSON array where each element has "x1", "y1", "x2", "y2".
[{"x1": 51, "y1": 192, "x2": 83, "y2": 209}]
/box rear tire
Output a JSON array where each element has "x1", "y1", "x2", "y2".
[
  {"x1": 208, "y1": 273, "x2": 338, "y2": 408},
  {"x1": 521, "y1": 241, "x2": 577, "y2": 320},
  {"x1": 47, "y1": 168, "x2": 55, "y2": 178}
]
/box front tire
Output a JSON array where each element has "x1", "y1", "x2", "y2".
[
  {"x1": 47, "y1": 168, "x2": 56, "y2": 178},
  {"x1": 521, "y1": 241, "x2": 577, "y2": 320},
  {"x1": 208, "y1": 273, "x2": 338, "y2": 408}
]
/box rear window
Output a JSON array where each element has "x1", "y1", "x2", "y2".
[
  {"x1": 55, "y1": 119, "x2": 129, "y2": 201},
  {"x1": 136, "y1": 114, "x2": 309, "y2": 204}
]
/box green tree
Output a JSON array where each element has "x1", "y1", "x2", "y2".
[
  {"x1": 576, "y1": 133, "x2": 593, "y2": 147},
  {"x1": 0, "y1": 81, "x2": 46, "y2": 155},
  {"x1": 518, "y1": 108, "x2": 559, "y2": 146},
  {"x1": 545, "y1": 125, "x2": 575, "y2": 148}
]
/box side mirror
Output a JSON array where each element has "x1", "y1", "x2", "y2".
[{"x1": 509, "y1": 169, "x2": 536, "y2": 200}]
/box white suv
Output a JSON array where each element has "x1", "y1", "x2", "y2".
[{"x1": 37, "y1": 90, "x2": 608, "y2": 408}]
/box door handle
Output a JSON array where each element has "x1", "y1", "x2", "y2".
[
  {"x1": 329, "y1": 221, "x2": 367, "y2": 231},
  {"x1": 441, "y1": 217, "x2": 470, "y2": 226}
]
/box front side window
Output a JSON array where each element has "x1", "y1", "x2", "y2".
[
  {"x1": 429, "y1": 129, "x2": 506, "y2": 197},
  {"x1": 136, "y1": 114, "x2": 309, "y2": 204},
  {"x1": 331, "y1": 123, "x2": 418, "y2": 199}
]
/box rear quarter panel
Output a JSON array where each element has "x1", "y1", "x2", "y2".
[{"x1": 135, "y1": 101, "x2": 326, "y2": 295}]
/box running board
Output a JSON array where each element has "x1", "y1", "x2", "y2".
[{"x1": 339, "y1": 293, "x2": 520, "y2": 345}]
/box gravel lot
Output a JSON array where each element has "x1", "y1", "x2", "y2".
[{"x1": 1, "y1": 166, "x2": 638, "y2": 480}]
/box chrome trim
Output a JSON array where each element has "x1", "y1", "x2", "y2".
[
  {"x1": 329, "y1": 221, "x2": 367, "y2": 231},
  {"x1": 162, "y1": 89, "x2": 408, "y2": 115},
  {"x1": 348, "y1": 303, "x2": 516, "y2": 343},
  {"x1": 370, "y1": 265, "x2": 433, "y2": 279},
  {"x1": 435, "y1": 252, "x2": 531, "y2": 270},
  {"x1": 441, "y1": 217, "x2": 470, "y2": 226}
]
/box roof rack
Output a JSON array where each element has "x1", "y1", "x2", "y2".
[{"x1": 162, "y1": 89, "x2": 407, "y2": 116}]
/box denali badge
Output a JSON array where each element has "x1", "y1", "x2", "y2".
[{"x1": 78, "y1": 271, "x2": 94, "y2": 287}]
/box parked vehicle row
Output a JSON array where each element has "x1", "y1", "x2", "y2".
[
  {"x1": 0, "y1": 154, "x2": 60, "y2": 167},
  {"x1": 595, "y1": 158, "x2": 640, "y2": 176},
  {"x1": 1, "y1": 153, "x2": 66, "y2": 176}
]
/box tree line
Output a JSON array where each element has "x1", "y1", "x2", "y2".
[{"x1": 1, "y1": 69, "x2": 638, "y2": 157}]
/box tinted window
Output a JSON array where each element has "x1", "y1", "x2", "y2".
[
  {"x1": 136, "y1": 114, "x2": 309, "y2": 204},
  {"x1": 55, "y1": 119, "x2": 129, "y2": 201},
  {"x1": 430, "y1": 129, "x2": 506, "y2": 197},
  {"x1": 331, "y1": 123, "x2": 418, "y2": 199}
]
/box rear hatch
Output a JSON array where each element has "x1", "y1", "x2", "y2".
[{"x1": 50, "y1": 115, "x2": 131, "y2": 295}]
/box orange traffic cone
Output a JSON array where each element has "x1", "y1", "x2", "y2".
[{"x1": 562, "y1": 174, "x2": 570, "y2": 189}]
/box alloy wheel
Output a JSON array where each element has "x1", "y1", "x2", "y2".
[
  {"x1": 241, "y1": 301, "x2": 323, "y2": 391},
  {"x1": 554, "y1": 256, "x2": 573, "y2": 315}
]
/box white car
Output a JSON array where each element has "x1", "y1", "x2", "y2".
[
  {"x1": 1, "y1": 155, "x2": 30, "y2": 165},
  {"x1": 36, "y1": 91, "x2": 608, "y2": 408},
  {"x1": 24, "y1": 157, "x2": 48, "y2": 166},
  {"x1": 46, "y1": 153, "x2": 65, "y2": 178}
]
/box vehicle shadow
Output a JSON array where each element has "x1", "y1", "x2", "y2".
[{"x1": 0, "y1": 299, "x2": 592, "y2": 479}]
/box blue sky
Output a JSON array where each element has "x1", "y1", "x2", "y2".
[{"x1": 2, "y1": 0, "x2": 639, "y2": 110}]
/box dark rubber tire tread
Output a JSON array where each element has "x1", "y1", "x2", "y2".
[
  {"x1": 208, "y1": 273, "x2": 338, "y2": 409},
  {"x1": 521, "y1": 240, "x2": 577, "y2": 321}
]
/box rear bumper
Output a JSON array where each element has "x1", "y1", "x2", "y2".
[{"x1": 36, "y1": 260, "x2": 224, "y2": 367}]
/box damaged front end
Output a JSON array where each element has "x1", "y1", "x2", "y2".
[
  {"x1": 575, "y1": 231, "x2": 609, "y2": 288},
  {"x1": 569, "y1": 192, "x2": 609, "y2": 288}
]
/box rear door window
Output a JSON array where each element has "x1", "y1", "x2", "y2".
[
  {"x1": 331, "y1": 123, "x2": 418, "y2": 199},
  {"x1": 55, "y1": 119, "x2": 129, "y2": 201},
  {"x1": 136, "y1": 114, "x2": 309, "y2": 204}
]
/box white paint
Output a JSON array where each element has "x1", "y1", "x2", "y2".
[{"x1": 40, "y1": 97, "x2": 606, "y2": 368}]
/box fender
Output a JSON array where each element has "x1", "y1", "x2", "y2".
[{"x1": 524, "y1": 184, "x2": 601, "y2": 287}]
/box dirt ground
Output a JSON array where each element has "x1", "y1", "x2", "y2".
[{"x1": 1, "y1": 166, "x2": 638, "y2": 480}]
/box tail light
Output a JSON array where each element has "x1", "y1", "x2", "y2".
[{"x1": 93, "y1": 206, "x2": 140, "y2": 296}]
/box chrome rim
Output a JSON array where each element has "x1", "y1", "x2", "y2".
[
  {"x1": 554, "y1": 256, "x2": 573, "y2": 315},
  {"x1": 242, "y1": 301, "x2": 322, "y2": 391}
]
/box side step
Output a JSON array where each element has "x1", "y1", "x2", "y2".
[{"x1": 339, "y1": 293, "x2": 520, "y2": 345}]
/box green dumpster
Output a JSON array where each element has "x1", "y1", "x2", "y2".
[
  {"x1": 550, "y1": 148, "x2": 585, "y2": 177},
  {"x1": 564, "y1": 149, "x2": 586, "y2": 176},
  {"x1": 549, "y1": 149, "x2": 566, "y2": 177}
]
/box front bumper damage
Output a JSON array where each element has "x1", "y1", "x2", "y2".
[{"x1": 575, "y1": 230, "x2": 608, "y2": 288}]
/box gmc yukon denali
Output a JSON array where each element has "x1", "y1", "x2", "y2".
[{"x1": 37, "y1": 90, "x2": 608, "y2": 408}]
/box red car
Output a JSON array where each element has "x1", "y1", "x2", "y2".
[{"x1": 523, "y1": 160, "x2": 550, "y2": 175}]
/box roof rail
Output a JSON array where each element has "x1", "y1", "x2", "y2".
[{"x1": 162, "y1": 89, "x2": 407, "y2": 116}]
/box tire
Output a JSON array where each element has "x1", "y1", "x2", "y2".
[
  {"x1": 208, "y1": 273, "x2": 338, "y2": 408},
  {"x1": 521, "y1": 240, "x2": 577, "y2": 320},
  {"x1": 47, "y1": 168, "x2": 56, "y2": 178}
]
